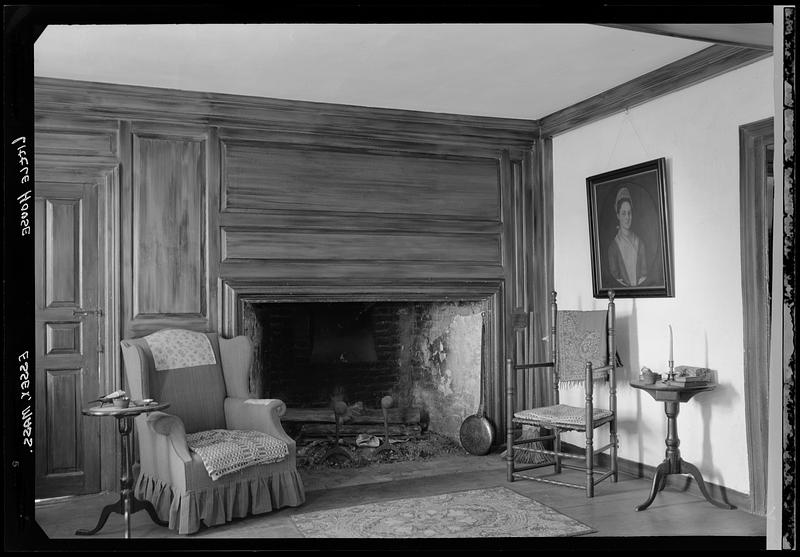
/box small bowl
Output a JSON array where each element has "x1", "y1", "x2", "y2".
[
  {"x1": 640, "y1": 372, "x2": 657, "y2": 385},
  {"x1": 113, "y1": 397, "x2": 130, "y2": 408}
]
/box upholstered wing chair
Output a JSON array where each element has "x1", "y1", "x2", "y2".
[{"x1": 121, "y1": 329, "x2": 305, "y2": 534}]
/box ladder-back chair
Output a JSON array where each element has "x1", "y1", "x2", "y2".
[{"x1": 506, "y1": 291, "x2": 620, "y2": 496}]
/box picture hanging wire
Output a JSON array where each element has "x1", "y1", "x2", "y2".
[{"x1": 605, "y1": 107, "x2": 651, "y2": 168}]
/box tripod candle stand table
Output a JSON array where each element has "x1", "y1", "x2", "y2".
[
  {"x1": 630, "y1": 380, "x2": 735, "y2": 512},
  {"x1": 76, "y1": 401, "x2": 170, "y2": 538}
]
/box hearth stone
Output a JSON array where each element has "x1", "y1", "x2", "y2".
[{"x1": 296, "y1": 431, "x2": 467, "y2": 470}]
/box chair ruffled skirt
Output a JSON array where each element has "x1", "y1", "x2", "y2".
[{"x1": 135, "y1": 468, "x2": 306, "y2": 534}]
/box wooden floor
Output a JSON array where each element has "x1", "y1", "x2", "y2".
[{"x1": 31, "y1": 452, "x2": 766, "y2": 550}]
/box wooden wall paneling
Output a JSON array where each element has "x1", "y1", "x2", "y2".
[
  {"x1": 211, "y1": 100, "x2": 540, "y2": 150},
  {"x1": 124, "y1": 122, "x2": 211, "y2": 336},
  {"x1": 521, "y1": 149, "x2": 537, "y2": 408},
  {"x1": 219, "y1": 279, "x2": 505, "y2": 335},
  {"x1": 217, "y1": 126, "x2": 514, "y2": 160},
  {"x1": 221, "y1": 138, "x2": 501, "y2": 220},
  {"x1": 218, "y1": 211, "x2": 504, "y2": 236},
  {"x1": 35, "y1": 78, "x2": 214, "y2": 128},
  {"x1": 120, "y1": 119, "x2": 134, "y2": 341},
  {"x1": 219, "y1": 260, "x2": 507, "y2": 283},
  {"x1": 38, "y1": 77, "x2": 543, "y2": 458},
  {"x1": 532, "y1": 137, "x2": 555, "y2": 408},
  {"x1": 510, "y1": 158, "x2": 526, "y2": 419},
  {"x1": 221, "y1": 228, "x2": 501, "y2": 264},
  {"x1": 35, "y1": 77, "x2": 539, "y2": 152},
  {"x1": 35, "y1": 113, "x2": 119, "y2": 158},
  {"x1": 98, "y1": 166, "x2": 121, "y2": 492},
  {"x1": 498, "y1": 149, "x2": 515, "y2": 433},
  {"x1": 37, "y1": 130, "x2": 117, "y2": 158},
  {"x1": 133, "y1": 133, "x2": 204, "y2": 316}
]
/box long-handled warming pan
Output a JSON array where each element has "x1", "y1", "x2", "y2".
[{"x1": 459, "y1": 318, "x2": 494, "y2": 455}]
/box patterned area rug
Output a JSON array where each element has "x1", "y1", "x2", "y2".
[{"x1": 291, "y1": 487, "x2": 594, "y2": 538}]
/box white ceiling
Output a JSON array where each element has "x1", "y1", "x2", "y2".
[{"x1": 33, "y1": 24, "x2": 716, "y2": 121}]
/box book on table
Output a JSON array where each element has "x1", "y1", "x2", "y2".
[
  {"x1": 672, "y1": 376, "x2": 708, "y2": 384},
  {"x1": 673, "y1": 365, "x2": 713, "y2": 382}
]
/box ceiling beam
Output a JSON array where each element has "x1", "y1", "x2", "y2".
[
  {"x1": 597, "y1": 23, "x2": 773, "y2": 51},
  {"x1": 539, "y1": 44, "x2": 772, "y2": 138}
]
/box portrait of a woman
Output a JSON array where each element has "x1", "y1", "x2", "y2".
[
  {"x1": 587, "y1": 158, "x2": 671, "y2": 298},
  {"x1": 607, "y1": 186, "x2": 647, "y2": 287}
]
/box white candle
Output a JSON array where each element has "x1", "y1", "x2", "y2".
[{"x1": 669, "y1": 325, "x2": 673, "y2": 361}]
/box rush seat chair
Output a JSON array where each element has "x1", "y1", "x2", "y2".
[{"x1": 506, "y1": 291, "x2": 620, "y2": 496}]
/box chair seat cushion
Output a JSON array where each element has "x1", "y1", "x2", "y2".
[
  {"x1": 513, "y1": 404, "x2": 613, "y2": 429},
  {"x1": 186, "y1": 429, "x2": 289, "y2": 481}
]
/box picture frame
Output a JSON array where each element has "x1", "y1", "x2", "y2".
[{"x1": 586, "y1": 157, "x2": 673, "y2": 299}]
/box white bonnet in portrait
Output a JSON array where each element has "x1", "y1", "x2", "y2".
[{"x1": 615, "y1": 186, "x2": 632, "y2": 210}]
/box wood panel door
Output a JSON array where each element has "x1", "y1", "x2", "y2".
[{"x1": 34, "y1": 181, "x2": 102, "y2": 498}]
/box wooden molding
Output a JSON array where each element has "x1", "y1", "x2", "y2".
[
  {"x1": 739, "y1": 117, "x2": 774, "y2": 516},
  {"x1": 34, "y1": 77, "x2": 539, "y2": 151},
  {"x1": 539, "y1": 44, "x2": 772, "y2": 137},
  {"x1": 597, "y1": 24, "x2": 774, "y2": 52},
  {"x1": 218, "y1": 279, "x2": 505, "y2": 432}
]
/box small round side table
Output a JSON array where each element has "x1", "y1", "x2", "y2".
[
  {"x1": 75, "y1": 401, "x2": 170, "y2": 538},
  {"x1": 630, "y1": 380, "x2": 735, "y2": 512}
]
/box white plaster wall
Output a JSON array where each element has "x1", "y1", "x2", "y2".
[{"x1": 551, "y1": 57, "x2": 774, "y2": 494}]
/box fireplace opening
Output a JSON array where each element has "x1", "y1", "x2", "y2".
[
  {"x1": 242, "y1": 299, "x2": 489, "y2": 451},
  {"x1": 309, "y1": 303, "x2": 378, "y2": 364}
]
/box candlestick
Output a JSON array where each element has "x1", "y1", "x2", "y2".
[
  {"x1": 669, "y1": 325, "x2": 673, "y2": 361},
  {"x1": 668, "y1": 325, "x2": 675, "y2": 382}
]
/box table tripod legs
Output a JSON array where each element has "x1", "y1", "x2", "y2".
[
  {"x1": 76, "y1": 415, "x2": 168, "y2": 537},
  {"x1": 75, "y1": 497, "x2": 121, "y2": 535},
  {"x1": 635, "y1": 458, "x2": 735, "y2": 511},
  {"x1": 681, "y1": 460, "x2": 735, "y2": 510},
  {"x1": 635, "y1": 460, "x2": 669, "y2": 511},
  {"x1": 636, "y1": 400, "x2": 734, "y2": 511}
]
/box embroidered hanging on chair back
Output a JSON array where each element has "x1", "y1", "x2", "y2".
[
  {"x1": 144, "y1": 328, "x2": 217, "y2": 371},
  {"x1": 556, "y1": 310, "x2": 609, "y2": 382}
]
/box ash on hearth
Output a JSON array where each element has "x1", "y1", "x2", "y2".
[{"x1": 297, "y1": 431, "x2": 467, "y2": 470}]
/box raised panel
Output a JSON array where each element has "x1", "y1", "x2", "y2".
[
  {"x1": 222, "y1": 228, "x2": 500, "y2": 264},
  {"x1": 46, "y1": 368, "x2": 83, "y2": 474},
  {"x1": 132, "y1": 135, "x2": 205, "y2": 317},
  {"x1": 220, "y1": 260, "x2": 505, "y2": 282},
  {"x1": 45, "y1": 198, "x2": 80, "y2": 307},
  {"x1": 45, "y1": 322, "x2": 82, "y2": 355},
  {"x1": 36, "y1": 130, "x2": 117, "y2": 157},
  {"x1": 222, "y1": 140, "x2": 501, "y2": 220}
]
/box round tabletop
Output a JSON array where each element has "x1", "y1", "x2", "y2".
[
  {"x1": 630, "y1": 380, "x2": 715, "y2": 403},
  {"x1": 82, "y1": 401, "x2": 169, "y2": 418}
]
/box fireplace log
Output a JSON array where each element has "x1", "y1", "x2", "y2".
[
  {"x1": 283, "y1": 406, "x2": 421, "y2": 425},
  {"x1": 299, "y1": 423, "x2": 422, "y2": 439}
]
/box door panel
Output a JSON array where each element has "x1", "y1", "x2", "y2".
[{"x1": 35, "y1": 181, "x2": 101, "y2": 498}]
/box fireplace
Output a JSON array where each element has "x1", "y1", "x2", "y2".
[{"x1": 242, "y1": 299, "x2": 488, "y2": 444}]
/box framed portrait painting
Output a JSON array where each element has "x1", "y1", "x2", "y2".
[{"x1": 586, "y1": 158, "x2": 673, "y2": 298}]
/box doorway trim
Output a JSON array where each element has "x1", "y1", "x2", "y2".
[
  {"x1": 739, "y1": 117, "x2": 773, "y2": 516},
  {"x1": 35, "y1": 155, "x2": 122, "y2": 495}
]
